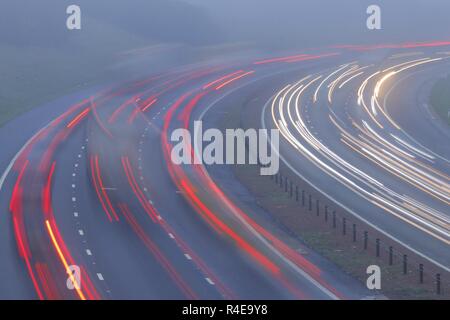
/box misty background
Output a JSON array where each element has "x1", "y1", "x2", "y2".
[{"x1": 1, "y1": 0, "x2": 449, "y2": 126}]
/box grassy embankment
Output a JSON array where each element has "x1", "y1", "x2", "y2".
[
  {"x1": 430, "y1": 76, "x2": 450, "y2": 126},
  {"x1": 0, "y1": 17, "x2": 148, "y2": 127},
  {"x1": 219, "y1": 90, "x2": 449, "y2": 299}
]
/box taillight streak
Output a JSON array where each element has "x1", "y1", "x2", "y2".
[
  {"x1": 45, "y1": 219, "x2": 87, "y2": 300},
  {"x1": 43, "y1": 162, "x2": 100, "y2": 300},
  {"x1": 9, "y1": 160, "x2": 45, "y2": 299},
  {"x1": 66, "y1": 107, "x2": 90, "y2": 129},
  {"x1": 121, "y1": 156, "x2": 159, "y2": 222},
  {"x1": 128, "y1": 97, "x2": 158, "y2": 124},
  {"x1": 202, "y1": 70, "x2": 244, "y2": 89},
  {"x1": 118, "y1": 203, "x2": 198, "y2": 299},
  {"x1": 215, "y1": 71, "x2": 255, "y2": 90},
  {"x1": 90, "y1": 155, "x2": 119, "y2": 222}
]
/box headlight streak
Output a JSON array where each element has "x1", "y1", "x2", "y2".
[
  {"x1": 326, "y1": 64, "x2": 372, "y2": 103},
  {"x1": 338, "y1": 123, "x2": 450, "y2": 228},
  {"x1": 271, "y1": 57, "x2": 450, "y2": 245},
  {"x1": 338, "y1": 71, "x2": 365, "y2": 89},
  {"x1": 354, "y1": 132, "x2": 450, "y2": 200},
  {"x1": 339, "y1": 137, "x2": 450, "y2": 238},
  {"x1": 372, "y1": 57, "x2": 443, "y2": 130},
  {"x1": 390, "y1": 134, "x2": 435, "y2": 161},
  {"x1": 349, "y1": 120, "x2": 450, "y2": 184},
  {"x1": 327, "y1": 65, "x2": 358, "y2": 103},
  {"x1": 389, "y1": 52, "x2": 424, "y2": 59},
  {"x1": 313, "y1": 64, "x2": 350, "y2": 103}
]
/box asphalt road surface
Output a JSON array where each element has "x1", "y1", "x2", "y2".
[{"x1": 1, "y1": 42, "x2": 449, "y2": 299}]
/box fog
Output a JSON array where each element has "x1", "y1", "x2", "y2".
[
  {"x1": 1, "y1": 0, "x2": 449, "y2": 51},
  {"x1": 185, "y1": 0, "x2": 450, "y2": 49},
  {"x1": 1, "y1": 0, "x2": 449, "y2": 124}
]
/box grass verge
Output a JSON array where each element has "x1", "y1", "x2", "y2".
[{"x1": 232, "y1": 164, "x2": 447, "y2": 299}]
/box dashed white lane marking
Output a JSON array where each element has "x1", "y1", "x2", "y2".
[
  {"x1": 138, "y1": 123, "x2": 220, "y2": 287},
  {"x1": 70, "y1": 136, "x2": 111, "y2": 295},
  {"x1": 139, "y1": 123, "x2": 226, "y2": 290}
]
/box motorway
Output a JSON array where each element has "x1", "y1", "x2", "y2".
[
  {"x1": 0, "y1": 41, "x2": 449, "y2": 299},
  {"x1": 263, "y1": 48, "x2": 450, "y2": 269}
]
